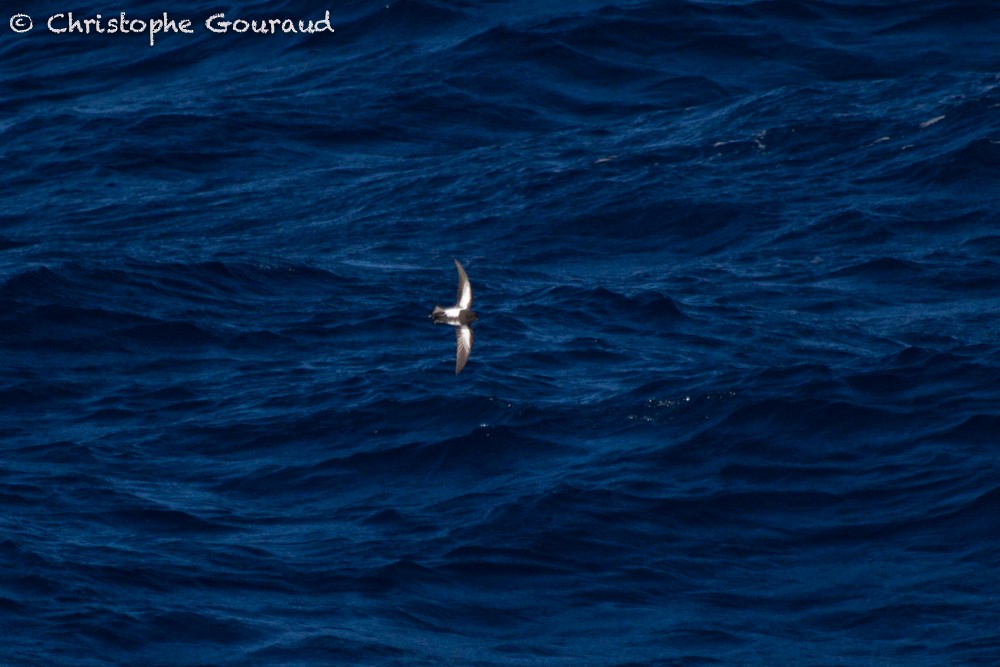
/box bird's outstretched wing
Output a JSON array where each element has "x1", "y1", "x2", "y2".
[
  {"x1": 454, "y1": 258, "x2": 473, "y2": 309},
  {"x1": 455, "y1": 324, "x2": 473, "y2": 374}
]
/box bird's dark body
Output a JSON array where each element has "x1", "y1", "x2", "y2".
[{"x1": 431, "y1": 307, "x2": 478, "y2": 325}]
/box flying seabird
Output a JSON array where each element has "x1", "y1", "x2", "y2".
[{"x1": 431, "y1": 258, "x2": 477, "y2": 374}]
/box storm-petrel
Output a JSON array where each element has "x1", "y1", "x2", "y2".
[{"x1": 431, "y1": 258, "x2": 477, "y2": 374}]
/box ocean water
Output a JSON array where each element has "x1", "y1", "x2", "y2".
[{"x1": 2, "y1": 0, "x2": 999, "y2": 664}]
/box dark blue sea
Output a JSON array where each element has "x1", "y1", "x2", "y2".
[{"x1": 2, "y1": 0, "x2": 999, "y2": 664}]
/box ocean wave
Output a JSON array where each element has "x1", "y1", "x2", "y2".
[{"x1": 4, "y1": 0, "x2": 1000, "y2": 663}]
